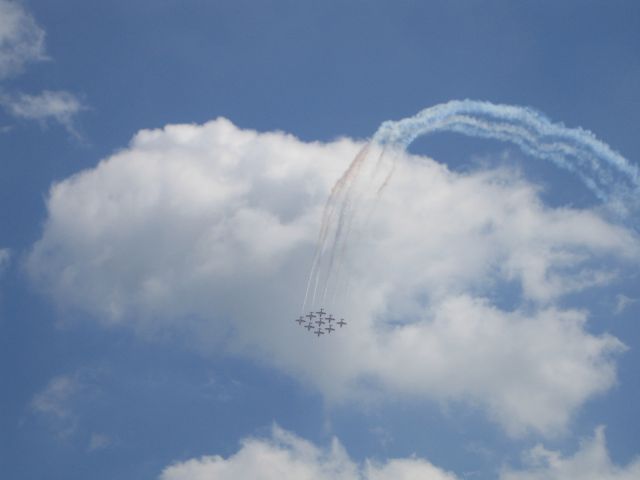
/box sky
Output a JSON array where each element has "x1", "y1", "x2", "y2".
[{"x1": 1, "y1": 1, "x2": 640, "y2": 479}]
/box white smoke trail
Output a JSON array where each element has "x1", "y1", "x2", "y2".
[
  {"x1": 374, "y1": 100, "x2": 639, "y2": 215},
  {"x1": 302, "y1": 99, "x2": 639, "y2": 314}
]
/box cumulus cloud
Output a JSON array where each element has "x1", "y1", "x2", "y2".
[
  {"x1": 159, "y1": 425, "x2": 457, "y2": 480},
  {"x1": 27, "y1": 118, "x2": 640, "y2": 435},
  {"x1": 0, "y1": 0, "x2": 46, "y2": 78},
  {"x1": 502, "y1": 427, "x2": 640, "y2": 480},
  {"x1": 160, "y1": 426, "x2": 640, "y2": 480},
  {"x1": 0, "y1": 89, "x2": 86, "y2": 137},
  {"x1": 357, "y1": 297, "x2": 623, "y2": 437}
]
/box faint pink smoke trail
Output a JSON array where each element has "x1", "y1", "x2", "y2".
[{"x1": 302, "y1": 144, "x2": 370, "y2": 311}]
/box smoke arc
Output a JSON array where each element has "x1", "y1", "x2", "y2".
[
  {"x1": 302, "y1": 100, "x2": 640, "y2": 313},
  {"x1": 374, "y1": 99, "x2": 639, "y2": 216}
]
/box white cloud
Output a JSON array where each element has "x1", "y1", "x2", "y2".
[
  {"x1": 159, "y1": 425, "x2": 457, "y2": 480},
  {"x1": 27, "y1": 119, "x2": 640, "y2": 436},
  {"x1": 501, "y1": 427, "x2": 640, "y2": 480},
  {"x1": 359, "y1": 297, "x2": 623, "y2": 437},
  {"x1": 0, "y1": 0, "x2": 46, "y2": 78},
  {"x1": 0, "y1": 89, "x2": 86, "y2": 136},
  {"x1": 159, "y1": 425, "x2": 640, "y2": 480}
]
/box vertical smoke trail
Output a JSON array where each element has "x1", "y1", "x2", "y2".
[
  {"x1": 318, "y1": 144, "x2": 392, "y2": 305},
  {"x1": 302, "y1": 144, "x2": 371, "y2": 312},
  {"x1": 322, "y1": 146, "x2": 396, "y2": 305},
  {"x1": 303, "y1": 99, "x2": 639, "y2": 313}
]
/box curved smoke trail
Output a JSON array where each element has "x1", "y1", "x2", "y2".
[
  {"x1": 375, "y1": 100, "x2": 639, "y2": 211},
  {"x1": 302, "y1": 99, "x2": 640, "y2": 313}
]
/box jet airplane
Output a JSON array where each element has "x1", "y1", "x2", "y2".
[
  {"x1": 295, "y1": 316, "x2": 305, "y2": 325},
  {"x1": 305, "y1": 323, "x2": 314, "y2": 331},
  {"x1": 316, "y1": 308, "x2": 326, "y2": 317},
  {"x1": 315, "y1": 318, "x2": 325, "y2": 326},
  {"x1": 314, "y1": 329, "x2": 325, "y2": 337},
  {"x1": 325, "y1": 324, "x2": 335, "y2": 333},
  {"x1": 325, "y1": 315, "x2": 335, "y2": 323},
  {"x1": 338, "y1": 318, "x2": 347, "y2": 327},
  {"x1": 306, "y1": 312, "x2": 316, "y2": 322}
]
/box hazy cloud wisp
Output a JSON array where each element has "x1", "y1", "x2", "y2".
[
  {"x1": 0, "y1": 0, "x2": 85, "y2": 135},
  {"x1": 0, "y1": 89, "x2": 86, "y2": 137},
  {"x1": 0, "y1": 247, "x2": 10, "y2": 274},
  {"x1": 0, "y1": 0, "x2": 46, "y2": 79}
]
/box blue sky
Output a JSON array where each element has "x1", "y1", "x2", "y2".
[{"x1": 1, "y1": 1, "x2": 640, "y2": 479}]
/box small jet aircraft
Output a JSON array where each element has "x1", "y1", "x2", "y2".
[
  {"x1": 306, "y1": 312, "x2": 316, "y2": 322},
  {"x1": 314, "y1": 329, "x2": 325, "y2": 337},
  {"x1": 325, "y1": 324, "x2": 335, "y2": 333},
  {"x1": 316, "y1": 308, "x2": 326, "y2": 317},
  {"x1": 295, "y1": 316, "x2": 305, "y2": 325},
  {"x1": 325, "y1": 315, "x2": 335, "y2": 323},
  {"x1": 337, "y1": 318, "x2": 347, "y2": 327},
  {"x1": 305, "y1": 322, "x2": 314, "y2": 331},
  {"x1": 315, "y1": 317, "x2": 325, "y2": 326}
]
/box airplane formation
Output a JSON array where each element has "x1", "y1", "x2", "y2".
[{"x1": 295, "y1": 307, "x2": 347, "y2": 338}]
